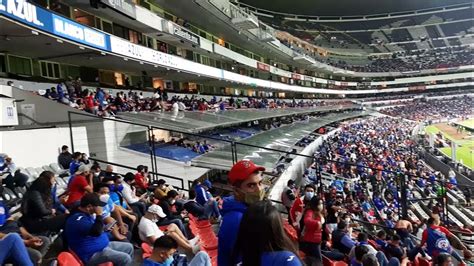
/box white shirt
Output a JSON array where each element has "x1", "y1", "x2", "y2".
[
  {"x1": 172, "y1": 102, "x2": 179, "y2": 112},
  {"x1": 138, "y1": 217, "x2": 164, "y2": 243},
  {"x1": 122, "y1": 182, "x2": 139, "y2": 204}
]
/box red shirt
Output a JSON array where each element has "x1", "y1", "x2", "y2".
[
  {"x1": 134, "y1": 172, "x2": 148, "y2": 190},
  {"x1": 301, "y1": 209, "x2": 323, "y2": 244},
  {"x1": 66, "y1": 175, "x2": 89, "y2": 205},
  {"x1": 421, "y1": 225, "x2": 452, "y2": 246},
  {"x1": 290, "y1": 197, "x2": 304, "y2": 224}
]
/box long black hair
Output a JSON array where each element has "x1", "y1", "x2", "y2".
[
  {"x1": 30, "y1": 170, "x2": 54, "y2": 205},
  {"x1": 233, "y1": 200, "x2": 300, "y2": 266}
]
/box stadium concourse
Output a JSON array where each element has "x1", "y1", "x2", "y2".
[{"x1": 0, "y1": 0, "x2": 474, "y2": 266}]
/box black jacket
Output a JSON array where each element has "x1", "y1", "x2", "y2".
[{"x1": 21, "y1": 190, "x2": 52, "y2": 221}]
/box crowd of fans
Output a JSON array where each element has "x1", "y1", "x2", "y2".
[
  {"x1": 381, "y1": 96, "x2": 473, "y2": 121},
  {"x1": 40, "y1": 79, "x2": 351, "y2": 117},
  {"x1": 1, "y1": 116, "x2": 473, "y2": 265}
]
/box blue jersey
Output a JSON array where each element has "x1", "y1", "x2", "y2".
[
  {"x1": 0, "y1": 202, "x2": 9, "y2": 227},
  {"x1": 65, "y1": 212, "x2": 109, "y2": 263},
  {"x1": 261, "y1": 251, "x2": 302, "y2": 266},
  {"x1": 426, "y1": 227, "x2": 452, "y2": 256}
]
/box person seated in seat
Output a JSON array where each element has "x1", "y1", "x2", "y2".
[
  {"x1": 158, "y1": 190, "x2": 188, "y2": 237},
  {"x1": 20, "y1": 171, "x2": 67, "y2": 235},
  {"x1": 65, "y1": 193, "x2": 134, "y2": 266},
  {"x1": 154, "y1": 179, "x2": 172, "y2": 201},
  {"x1": 95, "y1": 182, "x2": 135, "y2": 242},
  {"x1": 233, "y1": 200, "x2": 302, "y2": 265},
  {"x1": 134, "y1": 165, "x2": 149, "y2": 195},
  {"x1": 194, "y1": 180, "x2": 221, "y2": 222},
  {"x1": 58, "y1": 145, "x2": 72, "y2": 170},
  {"x1": 331, "y1": 221, "x2": 356, "y2": 255},
  {"x1": 0, "y1": 233, "x2": 34, "y2": 266},
  {"x1": 138, "y1": 205, "x2": 200, "y2": 254},
  {"x1": 1, "y1": 201, "x2": 51, "y2": 265},
  {"x1": 68, "y1": 152, "x2": 82, "y2": 178},
  {"x1": 0, "y1": 156, "x2": 28, "y2": 190},
  {"x1": 349, "y1": 233, "x2": 378, "y2": 260},
  {"x1": 351, "y1": 245, "x2": 369, "y2": 266},
  {"x1": 66, "y1": 165, "x2": 93, "y2": 209},
  {"x1": 122, "y1": 173, "x2": 147, "y2": 218},
  {"x1": 143, "y1": 235, "x2": 211, "y2": 266}
]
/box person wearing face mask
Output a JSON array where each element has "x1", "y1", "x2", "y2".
[
  {"x1": 218, "y1": 160, "x2": 266, "y2": 266},
  {"x1": 94, "y1": 182, "x2": 129, "y2": 241},
  {"x1": 299, "y1": 196, "x2": 325, "y2": 262},
  {"x1": 65, "y1": 193, "x2": 134, "y2": 266},
  {"x1": 290, "y1": 184, "x2": 316, "y2": 231},
  {"x1": 138, "y1": 205, "x2": 202, "y2": 255},
  {"x1": 143, "y1": 235, "x2": 211, "y2": 266}
]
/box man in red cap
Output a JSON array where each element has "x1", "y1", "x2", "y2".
[{"x1": 218, "y1": 160, "x2": 266, "y2": 266}]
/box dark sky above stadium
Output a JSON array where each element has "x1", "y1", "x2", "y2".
[{"x1": 239, "y1": 0, "x2": 472, "y2": 16}]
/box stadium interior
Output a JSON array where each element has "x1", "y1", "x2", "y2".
[{"x1": 0, "y1": 0, "x2": 472, "y2": 265}]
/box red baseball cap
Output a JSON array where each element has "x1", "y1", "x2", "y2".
[{"x1": 228, "y1": 160, "x2": 265, "y2": 185}]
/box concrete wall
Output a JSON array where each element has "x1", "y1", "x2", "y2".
[{"x1": 0, "y1": 126, "x2": 88, "y2": 168}]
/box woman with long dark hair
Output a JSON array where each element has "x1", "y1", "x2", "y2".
[
  {"x1": 299, "y1": 196, "x2": 325, "y2": 262},
  {"x1": 233, "y1": 200, "x2": 302, "y2": 266},
  {"x1": 20, "y1": 171, "x2": 67, "y2": 235}
]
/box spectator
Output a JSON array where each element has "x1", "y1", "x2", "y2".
[
  {"x1": 58, "y1": 145, "x2": 72, "y2": 170},
  {"x1": 158, "y1": 190, "x2": 187, "y2": 237},
  {"x1": 154, "y1": 179, "x2": 173, "y2": 200},
  {"x1": 65, "y1": 193, "x2": 134, "y2": 265},
  {"x1": 122, "y1": 173, "x2": 147, "y2": 217},
  {"x1": 218, "y1": 160, "x2": 265, "y2": 266},
  {"x1": 299, "y1": 196, "x2": 325, "y2": 261},
  {"x1": 69, "y1": 152, "x2": 82, "y2": 178},
  {"x1": 290, "y1": 184, "x2": 316, "y2": 230},
  {"x1": 20, "y1": 171, "x2": 67, "y2": 235},
  {"x1": 134, "y1": 165, "x2": 149, "y2": 194},
  {"x1": 138, "y1": 205, "x2": 199, "y2": 254},
  {"x1": 0, "y1": 233, "x2": 34, "y2": 266},
  {"x1": 281, "y1": 180, "x2": 297, "y2": 223},
  {"x1": 332, "y1": 221, "x2": 356, "y2": 255},
  {"x1": 233, "y1": 200, "x2": 302, "y2": 265},
  {"x1": 0, "y1": 201, "x2": 51, "y2": 265},
  {"x1": 349, "y1": 233, "x2": 378, "y2": 260},
  {"x1": 384, "y1": 234, "x2": 405, "y2": 262},
  {"x1": 0, "y1": 156, "x2": 27, "y2": 190},
  {"x1": 66, "y1": 164, "x2": 93, "y2": 208},
  {"x1": 194, "y1": 180, "x2": 221, "y2": 221},
  {"x1": 94, "y1": 182, "x2": 130, "y2": 241},
  {"x1": 417, "y1": 217, "x2": 470, "y2": 263},
  {"x1": 143, "y1": 235, "x2": 210, "y2": 266},
  {"x1": 351, "y1": 245, "x2": 369, "y2": 266},
  {"x1": 435, "y1": 253, "x2": 453, "y2": 266}
]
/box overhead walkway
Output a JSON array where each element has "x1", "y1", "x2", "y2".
[
  {"x1": 192, "y1": 111, "x2": 371, "y2": 170},
  {"x1": 117, "y1": 105, "x2": 361, "y2": 133}
]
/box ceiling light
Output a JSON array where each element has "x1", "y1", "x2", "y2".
[
  {"x1": 123, "y1": 58, "x2": 128, "y2": 61},
  {"x1": 139, "y1": 61, "x2": 144, "y2": 64},
  {"x1": 56, "y1": 39, "x2": 63, "y2": 43},
  {"x1": 31, "y1": 30, "x2": 39, "y2": 35},
  {"x1": 79, "y1": 46, "x2": 85, "y2": 50},
  {"x1": 100, "y1": 52, "x2": 106, "y2": 56}
]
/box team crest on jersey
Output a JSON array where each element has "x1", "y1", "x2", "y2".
[{"x1": 435, "y1": 238, "x2": 450, "y2": 251}]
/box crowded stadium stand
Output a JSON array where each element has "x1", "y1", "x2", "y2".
[{"x1": 0, "y1": 0, "x2": 473, "y2": 265}]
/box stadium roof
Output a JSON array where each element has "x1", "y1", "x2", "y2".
[
  {"x1": 117, "y1": 105, "x2": 361, "y2": 133},
  {"x1": 192, "y1": 111, "x2": 370, "y2": 170},
  {"x1": 239, "y1": 0, "x2": 472, "y2": 16}
]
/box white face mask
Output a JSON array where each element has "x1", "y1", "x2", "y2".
[
  {"x1": 305, "y1": 191, "x2": 314, "y2": 200},
  {"x1": 170, "y1": 199, "x2": 176, "y2": 205},
  {"x1": 99, "y1": 194, "x2": 110, "y2": 203}
]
